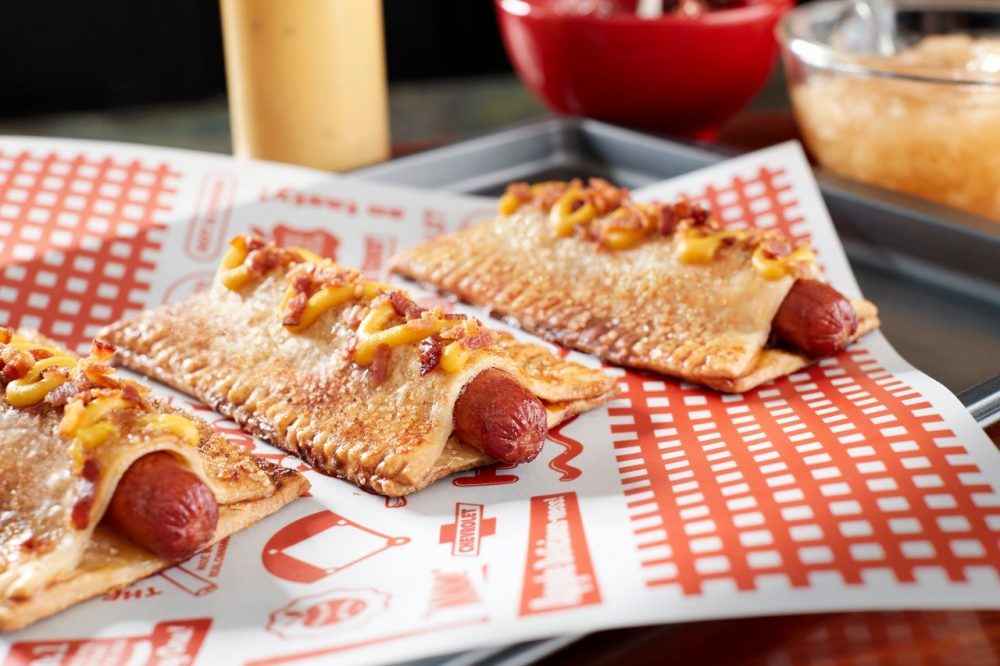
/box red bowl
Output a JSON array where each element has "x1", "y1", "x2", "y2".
[{"x1": 495, "y1": 0, "x2": 794, "y2": 137}]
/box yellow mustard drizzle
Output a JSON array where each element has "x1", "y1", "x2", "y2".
[
  {"x1": 0, "y1": 332, "x2": 202, "y2": 468},
  {"x1": 500, "y1": 181, "x2": 820, "y2": 281},
  {"x1": 137, "y1": 413, "x2": 200, "y2": 446},
  {"x1": 220, "y1": 236, "x2": 329, "y2": 292},
  {"x1": 440, "y1": 340, "x2": 471, "y2": 373},
  {"x1": 751, "y1": 246, "x2": 817, "y2": 280},
  {"x1": 675, "y1": 228, "x2": 751, "y2": 264},
  {"x1": 278, "y1": 265, "x2": 395, "y2": 334},
  {"x1": 61, "y1": 395, "x2": 133, "y2": 468},
  {"x1": 353, "y1": 301, "x2": 458, "y2": 367},
  {"x1": 279, "y1": 273, "x2": 484, "y2": 373},
  {"x1": 3, "y1": 338, "x2": 76, "y2": 408},
  {"x1": 498, "y1": 192, "x2": 522, "y2": 216},
  {"x1": 215, "y1": 237, "x2": 492, "y2": 375},
  {"x1": 550, "y1": 189, "x2": 597, "y2": 237},
  {"x1": 219, "y1": 236, "x2": 253, "y2": 290},
  {"x1": 281, "y1": 283, "x2": 358, "y2": 333}
]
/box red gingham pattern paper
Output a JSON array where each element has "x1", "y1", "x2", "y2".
[
  {"x1": 613, "y1": 353, "x2": 999, "y2": 595},
  {"x1": 0, "y1": 149, "x2": 177, "y2": 350}
]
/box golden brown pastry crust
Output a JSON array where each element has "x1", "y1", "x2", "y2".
[
  {"x1": 0, "y1": 334, "x2": 309, "y2": 632},
  {"x1": 100, "y1": 271, "x2": 618, "y2": 497},
  {"x1": 390, "y1": 209, "x2": 880, "y2": 392}
]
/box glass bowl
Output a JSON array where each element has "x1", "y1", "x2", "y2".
[{"x1": 778, "y1": 0, "x2": 1000, "y2": 223}]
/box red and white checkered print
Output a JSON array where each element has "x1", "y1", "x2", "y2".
[
  {"x1": 0, "y1": 149, "x2": 177, "y2": 349},
  {"x1": 697, "y1": 166, "x2": 803, "y2": 237}
]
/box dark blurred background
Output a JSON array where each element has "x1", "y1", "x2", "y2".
[
  {"x1": 0, "y1": 0, "x2": 805, "y2": 152},
  {"x1": 0, "y1": 0, "x2": 819, "y2": 119},
  {"x1": 0, "y1": 1, "x2": 511, "y2": 118}
]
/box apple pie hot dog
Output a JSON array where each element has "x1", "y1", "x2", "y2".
[
  {"x1": 100, "y1": 236, "x2": 618, "y2": 496},
  {"x1": 390, "y1": 179, "x2": 880, "y2": 393},
  {"x1": 0, "y1": 330, "x2": 308, "y2": 632}
]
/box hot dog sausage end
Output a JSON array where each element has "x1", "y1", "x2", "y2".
[
  {"x1": 453, "y1": 368, "x2": 547, "y2": 465},
  {"x1": 105, "y1": 452, "x2": 219, "y2": 561}
]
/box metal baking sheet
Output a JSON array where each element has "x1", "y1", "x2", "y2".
[{"x1": 354, "y1": 118, "x2": 1000, "y2": 411}]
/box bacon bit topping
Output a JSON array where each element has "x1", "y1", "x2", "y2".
[
  {"x1": 439, "y1": 325, "x2": 466, "y2": 342},
  {"x1": 93, "y1": 339, "x2": 115, "y2": 357},
  {"x1": 344, "y1": 304, "x2": 366, "y2": 329},
  {"x1": 501, "y1": 178, "x2": 629, "y2": 220},
  {"x1": 461, "y1": 330, "x2": 496, "y2": 351},
  {"x1": 692, "y1": 206, "x2": 710, "y2": 226},
  {"x1": 440, "y1": 312, "x2": 468, "y2": 321},
  {"x1": 71, "y1": 458, "x2": 100, "y2": 529},
  {"x1": 29, "y1": 348, "x2": 53, "y2": 360},
  {"x1": 658, "y1": 206, "x2": 676, "y2": 235},
  {"x1": 389, "y1": 291, "x2": 425, "y2": 320},
  {"x1": 44, "y1": 379, "x2": 80, "y2": 408},
  {"x1": 246, "y1": 236, "x2": 267, "y2": 252},
  {"x1": 223, "y1": 235, "x2": 314, "y2": 291},
  {"x1": 369, "y1": 344, "x2": 391, "y2": 385},
  {"x1": 282, "y1": 291, "x2": 309, "y2": 327},
  {"x1": 249, "y1": 247, "x2": 282, "y2": 274},
  {"x1": 418, "y1": 337, "x2": 443, "y2": 375},
  {"x1": 0, "y1": 348, "x2": 34, "y2": 383},
  {"x1": 343, "y1": 332, "x2": 359, "y2": 360},
  {"x1": 81, "y1": 343, "x2": 132, "y2": 389},
  {"x1": 243, "y1": 235, "x2": 502, "y2": 377},
  {"x1": 120, "y1": 383, "x2": 146, "y2": 407},
  {"x1": 759, "y1": 235, "x2": 792, "y2": 259},
  {"x1": 500, "y1": 179, "x2": 816, "y2": 276}
]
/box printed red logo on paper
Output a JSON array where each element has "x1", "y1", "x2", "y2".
[
  {"x1": 258, "y1": 186, "x2": 357, "y2": 215},
  {"x1": 3, "y1": 618, "x2": 211, "y2": 666},
  {"x1": 519, "y1": 492, "x2": 601, "y2": 616},
  {"x1": 439, "y1": 503, "x2": 496, "y2": 557},
  {"x1": 184, "y1": 171, "x2": 236, "y2": 261},
  {"x1": 262, "y1": 510, "x2": 409, "y2": 584},
  {"x1": 251, "y1": 223, "x2": 339, "y2": 262},
  {"x1": 452, "y1": 463, "x2": 520, "y2": 488},
  {"x1": 267, "y1": 588, "x2": 389, "y2": 639},
  {"x1": 360, "y1": 234, "x2": 397, "y2": 277}
]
